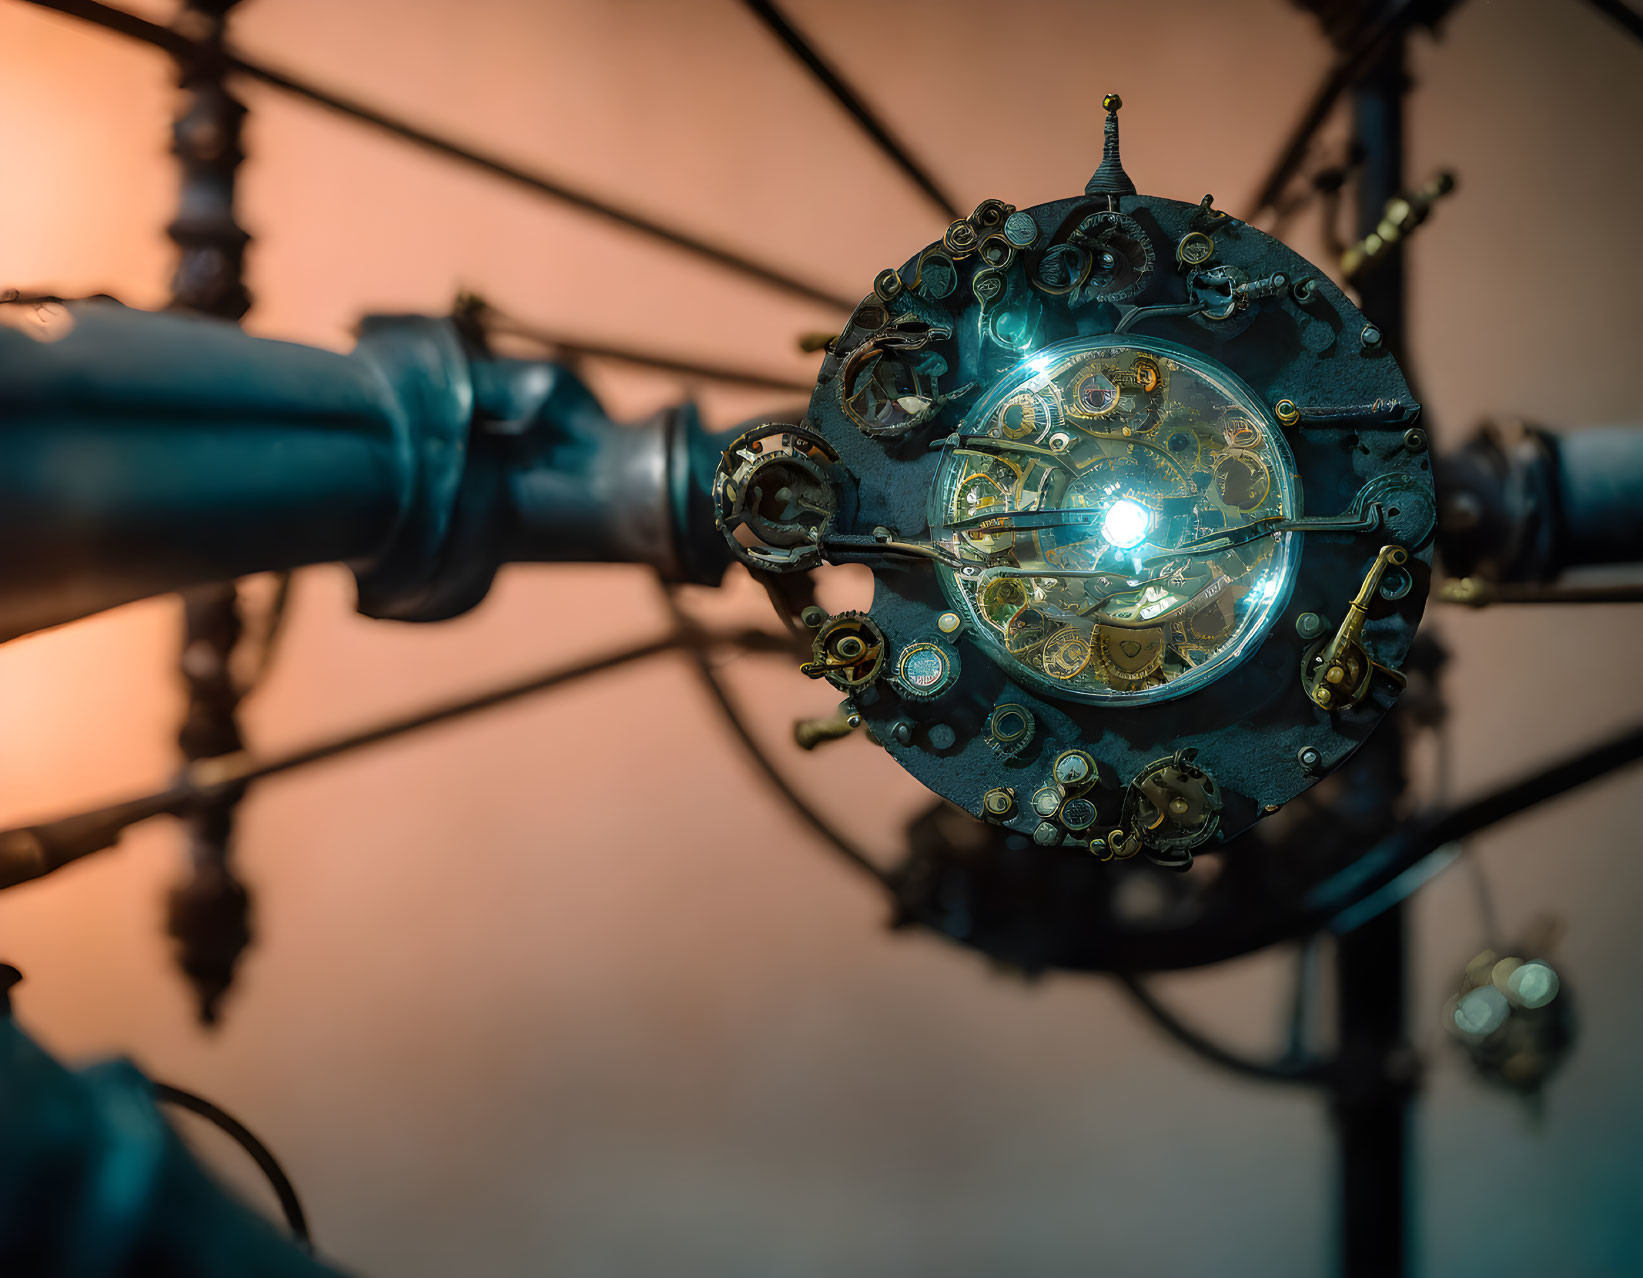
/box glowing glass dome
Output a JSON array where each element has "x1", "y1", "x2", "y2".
[{"x1": 929, "y1": 335, "x2": 1300, "y2": 704}]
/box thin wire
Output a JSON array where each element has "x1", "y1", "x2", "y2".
[
  {"x1": 152, "y1": 1082, "x2": 311, "y2": 1249},
  {"x1": 18, "y1": 0, "x2": 855, "y2": 311},
  {"x1": 1114, "y1": 973, "x2": 1330, "y2": 1086},
  {"x1": 740, "y1": 0, "x2": 961, "y2": 222},
  {"x1": 472, "y1": 301, "x2": 814, "y2": 393},
  {"x1": 661, "y1": 583, "x2": 895, "y2": 891}
]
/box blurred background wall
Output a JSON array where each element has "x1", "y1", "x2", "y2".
[{"x1": 1, "y1": 1, "x2": 1641, "y2": 1274}]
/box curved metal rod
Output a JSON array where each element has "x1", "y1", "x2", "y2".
[
  {"x1": 661, "y1": 584, "x2": 896, "y2": 892},
  {"x1": 18, "y1": 0, "x2": 855, "y2": 311},
  {"x1": 1114, "y1": 972, "x2": 1330, "y2": 1086},
  {"x1": 740, "y1": 0, "x2": 961, "y2": 222},
  {"x1": 152, "y1": 1082, "x2": 311, "y2": 1249}
]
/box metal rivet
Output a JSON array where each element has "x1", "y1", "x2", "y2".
[
  {"x1": 1298, "y1": 745, "x2": 1323, "y2": 773},
  {"x1": 1403, "y1": 428, "x2": 1427, "y2": 453},
  {"x1": 937, "y1": 611, "x2": 962, "y2": 635},
  {"x1": 1361, "y1": 324, "x2": 1382, "y2": 349},
  {"x1": 1295, "y1": 612, "x2": 1325, "y2": 640}
]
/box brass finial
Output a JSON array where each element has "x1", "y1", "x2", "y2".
[{"x1": 1085, "y1": 92, "x2": 1136, "y2": 198}]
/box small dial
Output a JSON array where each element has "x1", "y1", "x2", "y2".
[{"x1": 894, "y1": 642, "x2": 958, "y2": 700}]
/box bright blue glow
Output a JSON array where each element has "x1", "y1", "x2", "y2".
[{"x1": 1101, "y1": 498, "x2": 1151, "y2": 550}]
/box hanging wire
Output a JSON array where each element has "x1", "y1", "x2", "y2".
[
  {"x1": 660, "y1": 582, "x2": 895, "y2": 892},
  {"x1": 19, "y1": 0, "x2": 855, "y2": 311},
  {"x1": 1114, "y1": 972, "x2": 1330, "y2": 1085},
  {"x1": 152, "y1": 1082, "x2": 311, "y2": 1249},
  {"x1": 740, "y1": 0, "x2": 961, "y2": 222}
]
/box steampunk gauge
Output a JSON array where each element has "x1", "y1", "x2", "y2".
[
  {"x1": 716, "y1": 95, "x2": 1435, "y2": 869},
  {"x1": 928, "y1": 336, "x2": 1299, "y2": 704}
]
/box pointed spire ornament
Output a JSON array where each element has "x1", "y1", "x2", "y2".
[{"x1": 1085, "y1": 92, "x2": 1137, "y2": 199}]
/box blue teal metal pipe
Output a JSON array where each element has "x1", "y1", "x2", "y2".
[{"x1": 0, "y1": 301, "x2": 731, "y2": 641}]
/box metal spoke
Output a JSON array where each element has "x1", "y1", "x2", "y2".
[
  {"x1": 1247, "y1": 0, "x2": 1430, "y2": 218},
  {"x1": 740, "y1": 0, "x2": 960, "y2": 222},
  {"x1": 466, "y1": 296, "x2": 814, "y2": 393},
  {"x1": 17, "y1": 0, "x2": 855, "y2": 310},
  {"x1": 1582, "y1": 0, "x2": 1643, "y2": 45},
  {"x1": 0, "y1": 626, "x2": 791, "y2": 893}
]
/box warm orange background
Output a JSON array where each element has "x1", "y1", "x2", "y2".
[{"x1": 3, "y1": 1, "x2": 1642, "y2": 1274}]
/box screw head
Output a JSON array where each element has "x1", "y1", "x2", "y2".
[
  {"x1": 1295, "y1": 611, "x2": 1325, "y2": 640},
  {"x1": 982, "y1": 787, "x2": 1015, "y2": 818},
  {"x1": 1298, "y1": 745, "x2": 1323, "y2": 772},
  {"x1": 1361, "y1": 324, "x2": 1383, "y2": 349},
  {"x1": 1403, "y1": 427, "x2": 1427, "y2": 453}
]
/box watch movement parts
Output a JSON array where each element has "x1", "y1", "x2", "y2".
[
  {"x1": 799, "y1": 611, "x2": 887, "y2": 692},
  {"x1": 713, "y1": 424, "x2": 841, "y2": 572},
  {"x1": 1107, "y1": 748, "x2": 1223, "y2": 869}
]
